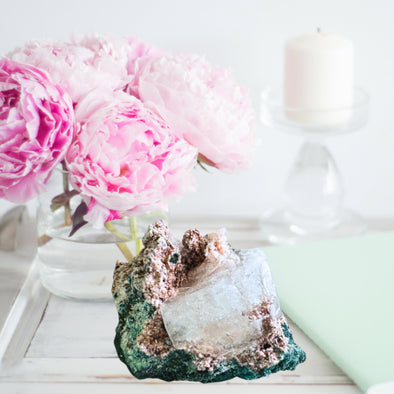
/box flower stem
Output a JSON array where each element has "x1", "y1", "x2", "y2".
[
  {"x1": 61, "y1": 161, "x2": 72, "y2": 226},
  {"x1": 104, "y1": 222, "x2": 131, "y2": 241},
  {"x1": 197, "y1": 153, "x2": 215, "y2": 169},
  {"x1": 104, "y1": 221, "x2": 134, "y2": 262},
  {"x1": 130, "y1": 217, "x2": 143, "y2": 254},
  {"x1": 116, "y1": 243, "x2": 134, "y2": 262},
  {"x1": 37, "y1": 234, "x2": 52, "y2": 247}
]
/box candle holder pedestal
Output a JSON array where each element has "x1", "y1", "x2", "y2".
[{"x1": 260, "y1": 87, "x2": 369, "y2": 244}]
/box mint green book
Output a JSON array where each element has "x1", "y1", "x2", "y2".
[{"x1": 265, "y1": 232, "x2": 394, "y2": 392}]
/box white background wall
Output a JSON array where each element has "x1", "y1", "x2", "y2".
[{"x1": 1, "y1": 0, "x2": 393, "y2": 219}]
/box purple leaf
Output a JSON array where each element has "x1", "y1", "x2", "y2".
[
  {"x1": 69, "y1": 201, "x2": 88, "y2": 237},
  {"x1": 50, "y1": 190, "x2": 79, "y2": 211}
]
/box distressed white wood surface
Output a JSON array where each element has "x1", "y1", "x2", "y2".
[
  {"x1": 1, "y1": 216, "x2": 383, "y2": 394},
  {"x1": 16, "y1": 297, "x2": 353, "y2": 385},
  {"x1": 0, "y1": 252, "x2": 32, "y2": 330},
  {"x1": 0, "y1": 258, "x2": 49, "y2": 365},
  {"x1": 0, "y1": 383, "x2": 362, "y2": 394}
]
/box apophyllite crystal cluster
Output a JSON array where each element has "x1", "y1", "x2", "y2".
[{"x1": 112, "y1": 222, "x2": 305, "y2": 382}]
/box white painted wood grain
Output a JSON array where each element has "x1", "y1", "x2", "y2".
[
  {"x1": 26, "y1": 290, "x2": 351, "y2": 383},
  {"x1": 0, "y1": 252, "x2": 32, "y2": 330},
  {"x1": 0, "y1": 357, "x2": 354, "y2": 385},
  {"x1": 0, "y1": 258, "x2": 49, "y2": 366},
  {"x1": 0, "y1": 382, "x2": 362, "y2": 394},
  {"x1": 27, "y1": 297, "x2": 117, "y2": 358}
]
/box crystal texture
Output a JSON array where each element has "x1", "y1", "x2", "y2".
[{"x1": 161, "y1": 247, "x2": 281, "y2": 356}]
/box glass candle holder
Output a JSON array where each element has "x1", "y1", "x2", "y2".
[{"x1": 260, "y1": 87, "x2": 369, "y2": 244}]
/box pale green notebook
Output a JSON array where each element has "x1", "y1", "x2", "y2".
[{"x1": 265, "y1": 232, "x2": 394, "y2": 392}]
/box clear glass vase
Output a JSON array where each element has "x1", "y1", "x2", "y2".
[{"x1": 37, "y1": 169, "x2": 167, "y2": 301}]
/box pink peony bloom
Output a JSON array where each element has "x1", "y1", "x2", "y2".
[
  {"x1": 72, "y1": 33, "x2": 162, "y2": 75},
  {"x1": 8, "y1": 41, "x2": 124, "y2": 105},
  {"x1": 128, "y1": 54, "x2": 256, "y2": 173},
  {"x1": 0, "y1": 59, "x2": 74, "y2": 203},
  {"x1": 8, "y1": 35, "x2": 161, "y2": 105},
  {"x1": 66, "y1": 90, "x2": 197, "y2": 227}
]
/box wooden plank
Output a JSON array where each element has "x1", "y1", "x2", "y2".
[
  {"x1": 26, "y1": 290, "x2": 350, "y2": 383},
  {"x1": 0, "y1": 358, "x2": 354, "y2": 385},
  {"x1": 23, "y1": 298, "x2": 353, "y2": 386},
  {"x1": 26, "y1": 297, "x2": 118, "y2": 358},
  {"x1": 0, "y1": 258, "x2": 49, "y2": 366},
  {"x1": 0, "y1": 252, "x2": 32, "y2": 330},
  {"x1": 0, "y1": 382, "x2": 361, "y2": 394},
  {"x1": 26, "y1": 296, "x2": 335, "y2": 368}
]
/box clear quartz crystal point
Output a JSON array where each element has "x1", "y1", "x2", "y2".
[{"x1": 161, "y1": 248, "x2": 282, "y2": 357}]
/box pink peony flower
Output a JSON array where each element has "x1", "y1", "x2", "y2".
[
  {"x1": 0, "y1": 59, "x2": 74, "y2": 203},
  {"x1": 8, "y1": 40, "x2": 124, "y2": 104},
  {"x1": 72, "y1": 33, "x2": 162, "y2": 75},
  {"x1": 128, "y1": 54, "x2": 256, "y2": 173},
  {"x1": 66, "y1": 90, "x2": 197, "y2": 227},
  {"x1": 8, "y1": 35, "x2": 161, "y2": 105}
]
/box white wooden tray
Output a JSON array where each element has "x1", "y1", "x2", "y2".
[{"x1": 0, "y1": 217, "x2": 368, "y2": 393}]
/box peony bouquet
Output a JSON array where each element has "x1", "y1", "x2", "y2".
[{"x1": 0, "y1": 33, "x2": 256, "y2": 258}]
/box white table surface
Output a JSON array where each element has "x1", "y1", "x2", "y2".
[{"x1": 1, "y1": 216, "x2": 393, "y2": 394}]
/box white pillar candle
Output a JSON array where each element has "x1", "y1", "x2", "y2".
[{"x1": 284, "y1": 31, "x2": 354, "y2": 126}]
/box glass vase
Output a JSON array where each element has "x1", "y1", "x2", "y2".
[{"x1": 36, "y1": 169, "x2": 167, "y2": 301}]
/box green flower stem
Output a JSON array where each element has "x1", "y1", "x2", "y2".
[
  {"x1": 129, "y1": 217, "x2": 143, "y2": 254},
  {"x1": 104, "y1": 221, "x2": 134, "y2": 262},
  {"x1": 105, "y1": 221, "x2": 132, "y2": 241},
  {"x1": 130, "y1": 217, "x2": 138, "y2": 239},
  {"x1": 197, "y1": 153, "x2": 215, "y2": 168},
  {"x1": 116, "y1": 243, "x2": 134, "y2": 262},
  {"x1": 61, "y1": 161, "x2": 72, "y2": 226}
]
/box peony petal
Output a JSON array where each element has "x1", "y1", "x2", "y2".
[
  {"x1": 0, "y1": 59, "x2": 74, "y2": 203},
  {"x1": 128, "y1": 54, "x2": 256, "y2": 172},
  {"x1": 66, "y1": 89, "x2": 197, "y2": 227}
]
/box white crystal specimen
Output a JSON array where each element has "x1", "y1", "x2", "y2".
[{"x1": 161, "y1": 247, "x2": 282, "y2": 356}]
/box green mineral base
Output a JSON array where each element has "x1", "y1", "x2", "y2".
[{"x1": 113, "y1": 279, "x2": 306, "y2": 383}]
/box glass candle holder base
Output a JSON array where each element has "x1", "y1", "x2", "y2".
[
  {"x1": 260, "y1": 208, "x2": 367, "y2": 245},
  {"x1": 260, "y1": 86, "x2": 369, "y2": 244}
]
